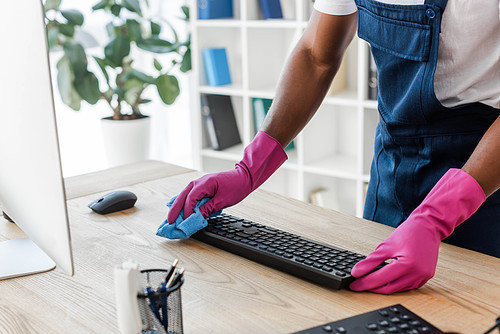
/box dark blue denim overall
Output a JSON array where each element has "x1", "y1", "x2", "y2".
[{"x1": 355, "y1": 0, "x2": 500, "y2": 257}]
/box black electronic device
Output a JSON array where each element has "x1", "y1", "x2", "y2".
[
  {"x1": 192, "y1": 213, "x2": 380, "y2": 290},
  {"x1": 295, "y1": 304, "x2": 443, "y2": 334},
  {"x1": 88, "y1": 190, "x2": 137, "y2": 215}
]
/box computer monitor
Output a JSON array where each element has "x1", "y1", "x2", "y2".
[{"x1": 0, "y1": 0, "x2": 74, "y2": 279}]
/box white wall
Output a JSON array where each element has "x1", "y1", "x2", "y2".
[{"x1": 51, "y1": 0, "x2": 194, "y2": 177}]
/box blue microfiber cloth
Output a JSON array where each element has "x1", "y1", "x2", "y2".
[{"x1": 156, "y1": 196, "x2": 222, "y2": 239}]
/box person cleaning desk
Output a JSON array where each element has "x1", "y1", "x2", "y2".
[{"x1": 167, "y1": 0, "x2": 500, "y2": 294}]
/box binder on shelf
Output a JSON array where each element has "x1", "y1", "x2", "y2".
[
  {"x1": 203, "y1": 48, "x2": 232, "y2": 86},
  {"x1": 258, "y1": 0, "x2": 283, "y2": 19},
  {"x1": 368, "y1": 47, "x2": 378, "y2": 100},
  {"x1": 201, "y1": 94, "x2": 241, "y2": 151},
  {"x1": 198, "y1": 0, "x2": 233, "y2": 20},
  {"x1": 252, "y1": 97, "x2": 294, "y2": 150}
]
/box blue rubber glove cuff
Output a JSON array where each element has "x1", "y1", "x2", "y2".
[{"x1": 156, "y1": 196, "x2": 222, "y2": 239}]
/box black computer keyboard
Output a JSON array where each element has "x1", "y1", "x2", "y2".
[
  {"x1": 295, "y1": 304, "x2": 443, "y2": 333},
  {"x1": 192, "y1": 213, "x2": 373, "y2": 290}
]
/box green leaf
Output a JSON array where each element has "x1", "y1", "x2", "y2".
[
  {"x1": 111, "y1": 4, "x2": 122, "y2": 16},
  {"x1": 58, "y1": 23, "x2": 75, "y2": 37},
  {"x1": 106, "y1": 22, "x2": 116, "y2": 38},
  {"x1": 123, "y1": 0, "x2": 142, "y2": 16},
  {"x1": 124, "y1": 78, "x2": 144, "y2": 106},
  {"x1": 126, "y1": 69, "x2": 156, "y2": 85},
  {"x1": 104, "y1": 35, "x2": 131, "y2": 67},
  {"x1": 44, "y1": 0, "x2": 62, "y2": 11},
  {"x1": 63, "y1": 41, "x2": 87, "y2": 79},
  {"x1": 61, "y1": 9, "x2": 84, "y2": 26},
  {"x1": 139, "y1": 98, "x2": 152, "y2": 104},
  {"x1": 181, "y1": 6, "x2": 189, "y2": 20},
  {"x1": 136, "y1": 38, "x2": 175, "y2": 54},
  {"x1": 126, "y1": 19, "x2": 142, "y2": 42},
  {"x1": 93, "y1": 56, "x2": 110, "y2": 84},
  {"x1": 56, "y1": 56, "x2": 81, "y2": 111},
  {"x1": 153, "y1": 58, "x2": 162, "y2": 71},
  {"x1": 47, "y1": 27, "x2": 59, "y2": 50},
  {"x1": 92, "y1": 0, "x2": 109, "y2": 11},
  {"x1": 150, "y1": 21, "x2": 161, "y2": 36},
  {"x1": 156, "y1": 74, "x2": 180, "y2": 105},
  {"x1": 75, "y1": 72, "x2": 101, "y2": 104},
  {"x1": 180, "y1": 48, "x2": 191, "y2": 73}
]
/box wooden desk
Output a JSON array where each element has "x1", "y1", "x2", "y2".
[{"x1": 0, "y1": 161, "x2": 498, "y2": 333}]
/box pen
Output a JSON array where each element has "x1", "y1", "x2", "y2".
[
  {"x1": 146, "y1": 285, "x2": 162, "y2": 323},
  {"x1": 164, "y1": 259, "x2": 179, "y2": 284},
  {"x1": 160, "y1": 259, "x2": 179, "y2": 329},
  {"x1": 166, "y1": 267, "x2": 184, "y2": 289}
]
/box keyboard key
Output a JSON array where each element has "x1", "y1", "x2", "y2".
[
  {"x1": 389, "y1": 317, "x2": 400, "y2": 324},
  {"x1": 322, "y1": 325, "x2": 333, "y2": 332},
  {"x1": 378, "y1": 320, "x2": 389, "y2": 327}
]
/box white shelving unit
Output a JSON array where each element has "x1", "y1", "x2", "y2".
[{"x1": 189, "y1": 0, "x2": 379, "y2": 218}]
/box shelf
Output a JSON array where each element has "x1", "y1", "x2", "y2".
[
  {"x1": 247, "y1": 89, "x2": 277, "y2": 99},
  {"x1": 202, "y1": 144, "x2": 243, "y2": 161},
  {"x1": 322, "y1": 90, "x2": 359, "y2": 107},
  {"x1": 303, "y1": 154, "x2": 359, "y2": 180},
  {"x1": 199, "y1": 84, "x2": 245, "y2": 96},
  {"x1": 245, "y1": 20, "x2": 301, "y2": 29},
  {"x1": 363, "y1": 99, "x2": 378, "y2": 109},
  {"x1": 190, "y1": 0, "x2": 379, "y2": 218},
  {"x1": 194, "y1": 19, "x2": 242, "y2": 28}
]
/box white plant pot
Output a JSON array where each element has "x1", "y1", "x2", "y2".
[{"x1": 100, "y1": 116, "x2": 151, "y2": 168}]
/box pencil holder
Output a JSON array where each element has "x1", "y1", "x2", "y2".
[{"x1": 137, "y1": 269, "x2": 184, "y2": 334}]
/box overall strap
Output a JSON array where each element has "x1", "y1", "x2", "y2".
[{"x1": 425, "y1": 0, "x2": 447, "y2": 11}]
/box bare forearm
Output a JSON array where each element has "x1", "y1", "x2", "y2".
[
  {"x1": 462, "y1": 116, "x2": 500, "y2": 197},
  {"x1": 262, "y1": 11, "x2": 358, "y2": 148}
]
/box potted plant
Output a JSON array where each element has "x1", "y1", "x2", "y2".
[{"x1": 44, "y1": 0, "x2": 191, "y2": 166}]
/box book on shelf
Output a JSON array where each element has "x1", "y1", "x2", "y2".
[
  {"x1": 198, "y1": 0, "x2": 233, "y2": 20},
  {"x1": 368, "y1": 46, "x2": 378, "y2": 100},
  {"x1": 258, "y1": 0, "x2": 283, "y2": 19},
  {"x1": 327, "y1": 53, "x2": 348, "y2": 96},
  {"x1": 201, "y1": 94, "x2": 241, "y2": 151},
  {"x1": 252, "y1": 97, "x2": 294, "y2": 150},
  {"x1": 203, "y1": 48, "x2": 232, "y2": 86},
  {"x1": 309, "y1": 187, "x2": 341, "y2": 212}
]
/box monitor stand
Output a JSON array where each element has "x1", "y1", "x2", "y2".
[{"x1": 0, "y1": 236, "x2": 56, "y2": 280}]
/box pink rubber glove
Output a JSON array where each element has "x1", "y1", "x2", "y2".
[
  {"x1": 350, "y1": 168, "x2": 486, "y2": 294},
  {"x1": 167, "y1": 131, "x2": 287, "y2": 223}
]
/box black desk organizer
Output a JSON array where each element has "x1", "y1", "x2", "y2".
[{"x1": 137, "y1": 269, "x2": 184, "y2": 334}]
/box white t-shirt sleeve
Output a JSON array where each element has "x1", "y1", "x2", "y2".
[{"x1": 313, "y1": 0, "x2": 358, "y2": 15}]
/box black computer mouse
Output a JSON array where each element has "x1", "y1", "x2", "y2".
[{"x1": 88, "y1": 190, "x2": 137, "y2": 215}]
